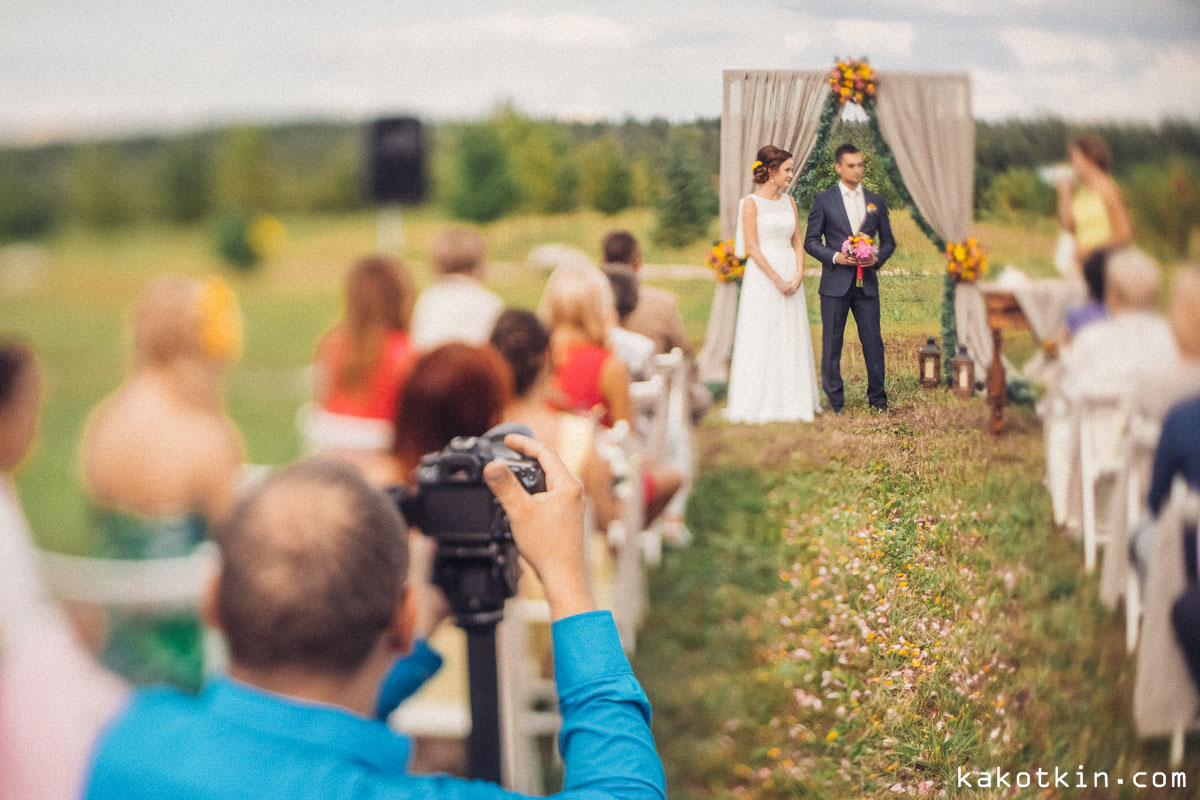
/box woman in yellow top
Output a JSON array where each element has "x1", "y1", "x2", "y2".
[{"x1": 1056, "y1": 134, "x2": 1134, "y2": 272}]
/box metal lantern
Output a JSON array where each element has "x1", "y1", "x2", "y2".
[
  {"x1": 952, "y1": 345, "x2": 974, "y2": 398},
  {"x1": 918, "y1": 336, "x2": 941, "y2": 389}
]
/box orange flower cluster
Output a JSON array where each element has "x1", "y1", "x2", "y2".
[
  {"x1": 828, "y1": 59, "x2": 876, "y2": 105},
  {"x1": 945, "y1": 237, "x2": 989, "y2": 283},
  {"x1": 704, "y1": 238, "x2": 746, "y2": 283}
]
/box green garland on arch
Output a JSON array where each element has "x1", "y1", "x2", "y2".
[{"x1": 789, "y1": 69, "x2": 958, "y2": 386}]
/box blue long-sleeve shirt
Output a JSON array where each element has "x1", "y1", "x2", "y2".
[
  {"x1": 1148, "y1": 394, "x2": 1200, "y2": 516},
  {"x1": 85, "y1": 610, "x2": 666, "y2": 799}
]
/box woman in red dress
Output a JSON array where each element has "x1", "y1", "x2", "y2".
[
  {"x1": 315, "y1": 255, "x2": 418, "y2": 421},
  {"x1": 538, "y1": 262, "x2": 631, "y2": 428}
]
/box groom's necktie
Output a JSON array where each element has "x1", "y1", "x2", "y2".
[{"x1": 846, "y1": 190, "x2": 865, "y2": 233}]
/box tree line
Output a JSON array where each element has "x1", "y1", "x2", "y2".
[{"x1": 1, "y1": 111, "x2": 1196, "y2": 255}]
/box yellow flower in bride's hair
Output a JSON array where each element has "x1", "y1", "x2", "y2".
[
  {"x1": 198, "y1": 277, "x2": 242, "y2": 362},
  {"x1": 751, "y1": 160, "x2": 762, "y2": 171}
]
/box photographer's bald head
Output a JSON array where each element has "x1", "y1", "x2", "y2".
[{"x1": 206, "y1": 459, "x2": 415, "y2": 715}]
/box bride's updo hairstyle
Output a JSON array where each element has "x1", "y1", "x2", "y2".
[{"x1": 752, "y1": 145, "x2": 793, "y2": 184}]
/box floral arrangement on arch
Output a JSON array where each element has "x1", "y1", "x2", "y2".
[
  {"x1": 703, "y1": 239, "x2": 746, "y2": 283},
  {"x1": 828, "y1": 59, "x2": 876, "y2": 105},
  {"x1": 945, "y1": 238, "x2": 989, "y2": 283}
]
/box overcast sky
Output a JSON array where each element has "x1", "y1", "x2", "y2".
[{"x1": 3, "y1": 0, "x2": 1199, "y2": 143}]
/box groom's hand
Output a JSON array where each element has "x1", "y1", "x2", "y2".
[{"x1": 858, "y1": 255, "x2": 878, "y2": 268}]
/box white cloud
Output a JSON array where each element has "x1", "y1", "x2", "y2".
[{"x1": 832, "y1": 19, "x2": 914, "y2": 59}]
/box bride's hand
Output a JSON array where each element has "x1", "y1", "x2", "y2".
[{"x1": 774, "y1": 276, "x2": 791, "y2": 295}]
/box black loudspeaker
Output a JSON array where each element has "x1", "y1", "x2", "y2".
[{"x1": 365, "y1": 117, "x2": 426, "y2": 205}]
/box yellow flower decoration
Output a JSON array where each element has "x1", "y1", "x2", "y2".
[
  {"x1": 199, "y1": 277, "x2": 243, "y2": 362},
  {"x1": 751, "y1": 160, "x2": 762, "y2": 171},
  {"x1": 828, "y1": 58, "x2": 877, "y2": 105},
  {"x1": 945, "y1": 238, "x2": 989, "y2": 283}
]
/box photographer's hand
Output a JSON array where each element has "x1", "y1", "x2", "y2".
[{"x1": 485, "y1": 434, "x2": 594, "y2": 621}]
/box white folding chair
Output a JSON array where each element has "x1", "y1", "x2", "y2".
[
  {"x1": 1132, "y1": 479, "x2": 1200, "y2": 768},
  {"x1": 497, "y1": 597, "x2": 560, "y2": 794},
  {"x1": 1076, "y1": 389, "x2": 1126, "y2": 571},
  {"x1": 296, "y1": 402, "x2": 392, "y2": 455},
  {"x1": 37, "y1": 541, "x2": 227, "y2": 675},
  {"x1": 1123, "y1": 413, "x2": 1163, "y2": 653}
]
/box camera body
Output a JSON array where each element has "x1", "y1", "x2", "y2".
[{"x1": 391, "y1": 425, "x2": 546, "y2": 627}]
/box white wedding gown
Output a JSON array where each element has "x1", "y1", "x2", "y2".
[{"x1": 724, "y1": 194, "x2": 821, "y2": 423}]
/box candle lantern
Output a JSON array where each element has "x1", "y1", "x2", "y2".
[
  {"x1": 952, "y1": 345, "x2": 974, "y2": 398},
  {"x1": 918, "y1": 337, "x2": 941, "y2": 389}
]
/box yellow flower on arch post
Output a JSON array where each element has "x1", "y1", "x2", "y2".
[{"x1": 945, "y1": 238, "x2": 989, "y2": 284}]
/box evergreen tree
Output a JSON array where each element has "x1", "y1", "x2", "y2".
[
  {"x1": 653, "y1": 132, "x2": 718, "y2": 246},
  {"x1": 447, "y1": 124, "x2": 521, "y2": 223},
  {"x1": 579, "y1": 137, "x2": 633, "y2": 215}
]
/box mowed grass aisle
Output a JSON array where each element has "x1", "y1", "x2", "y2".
[{"x1": 637, "y1": 366, "x2": 1198, "y2": 798}]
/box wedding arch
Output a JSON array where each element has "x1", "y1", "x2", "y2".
[{"x1": 697, "y1": 65, "x2": 976, "y2": 386}]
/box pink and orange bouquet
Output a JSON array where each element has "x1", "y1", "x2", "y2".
[
  {"x1": 841, "y1": 233, "x2": 877, "y2": 287},
  {"x1": 945, "y1": 237, "x2": 989, "y2": 283},
  {"x1": 704, "y1": 239, "x2": 746, "y2": 283},
  {"x1": 828, "y1": 59, "x2": 876, "y2": 105}
]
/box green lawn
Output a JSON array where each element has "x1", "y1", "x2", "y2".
[{"x1": 5, "y1": 206, "x2": 1190, "y2": 797}]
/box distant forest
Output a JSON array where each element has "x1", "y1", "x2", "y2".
[{"x1": 1, "y1": 109, "x2": 1197, "y2": 255}]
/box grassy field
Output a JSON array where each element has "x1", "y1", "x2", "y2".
[{"x1": 5, "y1": 204, "x2": 1189, "y2": 797}]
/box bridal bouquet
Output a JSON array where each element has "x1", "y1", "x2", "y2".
[
  {"x1": 841, "y1": 233, "x2": 876, "y2": 287},
  {"x1": 945, "y1": 237, "x2": 988, "y2": 283},
  {"x1": 704, "y1": 239, "x2": 746, "y2": 283}
]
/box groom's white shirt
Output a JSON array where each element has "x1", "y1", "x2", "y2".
[{"x1": 839, "y1": 181, "x2": 866, "y2": 233}]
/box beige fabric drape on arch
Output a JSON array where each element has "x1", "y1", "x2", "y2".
[
  {"x1": 697, "y1": 70, "x2": 828, "y2": 384},
  {"x1": 876, "y1": 74, "x2": 984, "y2": 377}
]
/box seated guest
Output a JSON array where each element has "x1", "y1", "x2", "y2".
[
  {"x1": 1158, "y1": 394, "x2": 1200, "y2": 693},
  {"x1": 1132, "y1": 265, "x2": 1200, "y2": 423},
  {"x1": 539, "y1": 262, "x2": 632, "y2": 427},
  {"x1": 1102, "y1": 268, "x2": 1200, "y2": 606},
  {"x1": 390, "y1": 343, "x2": 513, "y2": 482},
  {"x1": 1062, "y1": 246, "x2": 1109, "y2": 343},
  {"x1": 0, "y1": 341, "x2": 127, "y2": 800},
  {"x1": 79, "y1": 276, "x2": 245, "y2": 690},
  {"x1": 491, "y1": 309, "x2": 681, "y2": 530},
  {"x1": 602, "y1": 265, "x2": 657, "y2": 381},
  {"x1": 411, "y1": 227, "x2": 504, "y2": 351},
  {"x1": 601, "y1": 230, "x2": 711, "y2": 422},
  {"x1": 314, "y1": 255, "x2": 418, "y2": 422},
  {"x1": 1061, "y1": 247, "x2": 1176, "y2": 398},
  {"x1": 84, "y1": 444, "x2": 666, "y2": 799}
]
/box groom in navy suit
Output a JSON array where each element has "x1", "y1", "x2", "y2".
[{"x1": 804, "y1": 143, "x2": 896, "y2": 412}]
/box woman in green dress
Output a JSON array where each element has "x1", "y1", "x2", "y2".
[{"x1": 79, "y1": 276, "x2": 244, "y2": 690}]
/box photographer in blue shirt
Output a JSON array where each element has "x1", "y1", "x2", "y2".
[{"x1": 86, "y1": 435, "x2": 666, "y2": 799}]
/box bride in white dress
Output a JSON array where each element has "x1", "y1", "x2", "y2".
[{"x1": 724, "y1": 145, "x2": 821, "y2": 423}]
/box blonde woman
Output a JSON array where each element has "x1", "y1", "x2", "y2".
[
  {"x1": 538, "y1": 262, "x2": 632, "y2": 427},
  {"x1": 79, "y1": 275, "x2": 244, "y2": 690}
]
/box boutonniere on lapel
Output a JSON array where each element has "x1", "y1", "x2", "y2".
[{"x1": 866, "y1": 203, "x2": 877, "y2": 214}]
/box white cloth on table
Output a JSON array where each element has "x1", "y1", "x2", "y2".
[{"x1": 724, "y1": 194, "x2": 821, "y2": 424}]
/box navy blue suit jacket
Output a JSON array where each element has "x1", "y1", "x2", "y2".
[{"x1": 804, "y1": 186, "x2": 895, "y2": 299}]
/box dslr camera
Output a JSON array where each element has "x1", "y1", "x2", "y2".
[{"x1": 390, "y1": 424, "x2": 546, "y2": 627}]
